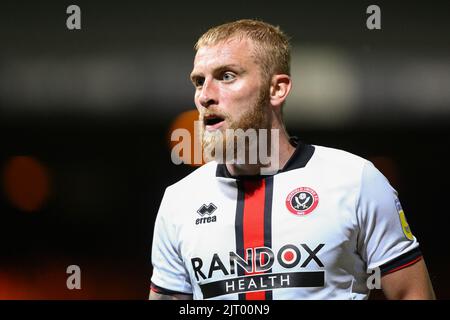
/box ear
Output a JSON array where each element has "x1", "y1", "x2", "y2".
[{"x1": 269, "y1": 74, "x2": 292, "y2": 110}]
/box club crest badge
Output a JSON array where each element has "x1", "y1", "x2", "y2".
[{"x1": 286, "y1": 187, "x2": 319, "y2": 216}]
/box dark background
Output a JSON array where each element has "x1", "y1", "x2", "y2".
[{"x1": 0, "y1": 0, "x2": 449, "y2": 299}]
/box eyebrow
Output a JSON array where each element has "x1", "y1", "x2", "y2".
[{"x1": 190, "y1": 64, "x2": 244, "y2": 82}]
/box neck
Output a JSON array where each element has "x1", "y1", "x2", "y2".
[{"x1": 225, "y1": 119, "x2": 295, "y2": 177}]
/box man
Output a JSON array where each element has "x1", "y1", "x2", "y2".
[{"x1": 150, "y1": 19, "x2": 435, "y2": 300}]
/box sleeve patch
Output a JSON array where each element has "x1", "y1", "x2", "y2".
[{"x1": 395, "y1": 198, "x2": 414, "y2": 241}]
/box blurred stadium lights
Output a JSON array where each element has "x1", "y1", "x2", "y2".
[
  {"x1": 1, "y1": 46, "x2": 450, "y2": 127},
  {"x1": 287, "y1": 47, "x2": 360, "y2": 127},
  {"x1": 288, "y1": 47, "x2": 450, "y2": 128},
  {"x1": 0, "y1": 51, "x2": 194, "y2": 115}
]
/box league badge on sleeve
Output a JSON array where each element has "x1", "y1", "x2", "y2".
[
  {"x1": 395, "y1": 198, "x2": 414, "y2": 241},
  {"x1": 286, "y1": 187, "x2": 319, "y2": 216}
]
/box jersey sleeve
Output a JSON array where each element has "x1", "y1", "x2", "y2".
[
  {"x1": 356, "y1": 161, "x2": 422, "y2": 276},
  {"x1": 150, "y1": 187, "x2": 193, "y2": 294}
]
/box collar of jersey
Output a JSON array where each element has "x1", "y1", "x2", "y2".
[{"x1": 215, "y1": 137, "x2": 315, "y2": 179}]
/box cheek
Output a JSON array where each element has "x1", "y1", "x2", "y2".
[{"x1": 222, "y1": 82, "x2": 260, "y2": 108}]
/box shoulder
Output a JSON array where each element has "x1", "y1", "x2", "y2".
[
  {"x1": 310, "y1": 145, "x2": 395, "y2": 202},
  {"x1": 310, "y1": 144, "x2": 369, "y2": 175}
]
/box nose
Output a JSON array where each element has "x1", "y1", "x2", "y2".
[{"x1": 198, "y1": 79, "x2": 218, "y2": 108}]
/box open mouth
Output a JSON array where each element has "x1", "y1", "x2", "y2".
[{"x1": 204, "y1": 115, "x2": 225, "y2": 129}]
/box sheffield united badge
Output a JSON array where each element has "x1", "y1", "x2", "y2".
[{"x1": 286, "y1": 187, "x2": 319, "y2": 216}]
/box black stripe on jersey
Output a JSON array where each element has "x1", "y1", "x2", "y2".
[
  {"x1": 379, "y1": 247, "x2": 422, "y2": 276},
  {"x1": 264, "y1": 176, "x2": 274, "y2": 300},
  {"x1": 235, "y1": 180, "x2": 246, "y2": 300},
  {"x1": 264, "y1": 177, "x2": 273, "y2": 249}
]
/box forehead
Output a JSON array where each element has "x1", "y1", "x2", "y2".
[{"x1": 192, "y1": 37, "x2": 257, "y2": 72}]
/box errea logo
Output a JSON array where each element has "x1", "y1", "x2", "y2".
[{"x1": 196, "y1": 203, "x2": 217, "y2": 225}]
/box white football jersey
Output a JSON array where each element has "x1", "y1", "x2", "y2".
[{"x1": 151, "y1": 141, "x2": 421, "y2": 300}]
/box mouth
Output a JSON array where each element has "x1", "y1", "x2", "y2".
[{"x1": 204, "y1": 115, "x2": 225, "y2": 130}]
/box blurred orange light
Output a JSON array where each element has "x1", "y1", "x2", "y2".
[
  {"x1": 168, "y1": 110, "x2": 204, "y2": 167},
  {"x1": 2, "y1": 156, "x2": 50, "y2": 212}
]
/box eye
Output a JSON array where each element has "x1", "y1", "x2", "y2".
[
  {"x1": 193, "y1": 77, "x2": 205, "y2": 88},
  {"x1": 222, "y1": 72, "x2": 236, "y2": 82}
]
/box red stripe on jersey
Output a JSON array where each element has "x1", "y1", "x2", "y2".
[{"x1": 242, "y1": 179, "x2": 266, "y2": 300}]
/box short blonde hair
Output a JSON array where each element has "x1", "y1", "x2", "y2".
[{"x1": 194, "y1": 19, "x2": 291, "y2": 80}]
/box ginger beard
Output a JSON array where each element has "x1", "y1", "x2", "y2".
[{"x1": 199, "y1": 83, "x2": 272, "y2": 164}]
